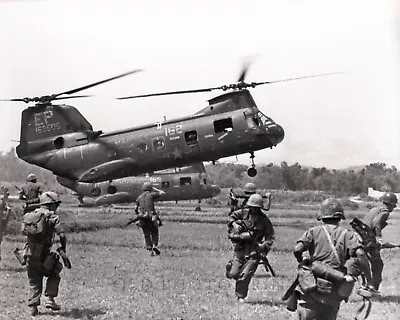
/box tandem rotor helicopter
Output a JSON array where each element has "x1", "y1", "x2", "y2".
[{"x1": 2, "y1": 65, "x2": 335, "y2": 183}]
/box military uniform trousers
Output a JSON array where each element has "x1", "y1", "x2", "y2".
[
  {"x1": 26, "y1": 257, "x2": 63, "y2": 307},
  {"x1": 228, "y1": 250, "x2": 260, "y2": 299},
  {"x1": 297, "y1": 294, "x2": 340, "y2": 320},
  {"x1": 141, "y1": 219, "x2": 159, "y2": 250},
  {"x1": 366, "y1": 246, "x2": 383, "y2": 290}
]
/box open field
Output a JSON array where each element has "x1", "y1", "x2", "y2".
[{"x1": 1, "y1": 203, "x2": 400, "y2": 319}]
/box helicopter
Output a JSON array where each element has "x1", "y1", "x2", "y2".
[
  {"x1": 56, "y1": 162, "x2": 221, "y2": 207},
  {"x1": 2, "y1": 66, "x2": 334, "y2": 183}
]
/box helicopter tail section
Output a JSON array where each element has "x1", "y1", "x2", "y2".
[{"x1": 16, "y1": 104, "x2": 94, "y2": 158}]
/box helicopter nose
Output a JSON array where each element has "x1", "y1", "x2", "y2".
[
  {"x1": 268, "y1": 123, "x2": 285, "y2": 146},
  {"x1": 211, "y1": 185, "x2": 221, "y2": 196}
]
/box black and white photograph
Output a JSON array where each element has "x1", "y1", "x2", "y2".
[{"x1": 0, "y1": 0, "x2": 399, "y2": 319}]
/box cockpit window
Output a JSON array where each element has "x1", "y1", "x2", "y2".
[{"x1": 257, "y1": 111, "x2": 275, "y2": 126}]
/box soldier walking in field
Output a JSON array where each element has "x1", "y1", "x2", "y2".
[
  {"x1": 287, "y1": 198, "x2": 374, "y2": 320},
  {"x1": 226, "y1": 193, "x2": 275, "y2": 302},
  {"x1": 19, "y1": 173, "x2": 43, "y2": 213},
  {"x1": 0, "y1": 188, "x2": 13, "y2": 261},
  {"x1": 133, "y1": 182, "x2": 165, "y2": 256},
  {"x1": 22, "y1": 191, "x2": 67, "y2": 316},
  {"x1": 360, "y1": 191, "x2": 397, "y2": 292}
]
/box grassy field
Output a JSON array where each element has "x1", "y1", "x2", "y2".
[{"x1": 1, "y1": 204, "x2": 400, "y2": 319}]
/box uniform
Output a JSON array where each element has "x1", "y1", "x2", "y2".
[
  {"x1": 135, "y1": 183, "x2": 164, "y2": 255},
  {"x1": 25, "y1": 207, "x2": 64, "y2": 308},
  {"x1": 295, "y1": 225, "x2": 363, "y2": 320},
  {"x1": 292, "y1": 198, "x2": 372, "y2": 320},
  {"x1": 22, "y1": 191, "x2": 66, "y2": 316},
  {"x1": 226, "y1": 194, "x2": 274, "y2": 300},
  {"x1": 362, "y1": 206, "x2": 389, "y2": 290},
  {"x1": 19, "y1": 181, "x2": 43, "y2": 213}
]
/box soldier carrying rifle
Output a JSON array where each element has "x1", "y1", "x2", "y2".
[
  {"x1": 226, "y1": 193, "x2": 275, "y2": 302},
  {"x1": 350, "y1": 191, "x2": 398, "y2": 293}
]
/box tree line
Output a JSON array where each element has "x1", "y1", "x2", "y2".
[
  {"x1": 205, "y1": 161, "x2": 400, "y2": 196},
  {"x1": 0, "y1": 148, "x2": 399, "y2": 196}
]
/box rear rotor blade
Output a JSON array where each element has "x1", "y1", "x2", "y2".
[
  {"x1": 237, "y1": 60, "x2": 252, "y2": 82},
  {"x1": 252, "y1": 72, "x2": 344, "y2": 87},
  {"x1": 55, "y1": 69, "x2": 143, "y2": 97},
  {"x1": 117, "y1": 86, "x2": 223, "y2": 100}
]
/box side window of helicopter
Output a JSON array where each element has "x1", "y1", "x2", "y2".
[
  {"x1": 162, "y1": 181, "x2": 170, "y2": 189},
  {"x1": 137, "y1": 143, "x2": 148, "y2": 154},
  {"x1": 184, "y1": 130, "x2": 198, "y2": 145},
  {"x1": 180, "y1": 177, "x2": 192, "y2": 186},
  {"x1": 152, "y1": 137, "x2": 166, "y2": 152},
  {"x1": 214, "y1": 118, "x2": 233, "y2": 133}
]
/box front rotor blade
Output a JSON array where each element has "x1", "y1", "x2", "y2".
[
  {"x1": 55, "y1": 69, "x2": 143, "y2": 97},
  {"x1": 252, "y1": 72, "x2": 344, "y2": 86},
  {"x1": 117, "y1": 86, "x2": 222, "y2": 100}
]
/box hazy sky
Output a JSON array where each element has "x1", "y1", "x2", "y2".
[{"x1": 1, "y1": 0, "x2": 399, "y2": 169}]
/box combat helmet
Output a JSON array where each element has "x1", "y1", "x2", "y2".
[
  {"x1": 39, "y1": 191, "x2": 61, "y2": 205},
  {"x1": 244, "y1": 182, "x2": 257, "y2": 195},
  {"x1": 142, "y1": 181, "x2": 153, "y2": 191},
  {"x1": 318, "y1": 198, "x2": 345, "y2": 220},
  {"x1": 27, "y1": 173, "x2": 37, "y2": 182},
  {"x1": 381, "y1": 192, "x2": 397, "y2": 207},
  {"x1": 246, "y1": 194, "x2": 264, "y2": 208}
]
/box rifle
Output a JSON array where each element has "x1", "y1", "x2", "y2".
[
  {"x1": 380, "y1": 243, "x2": 400, "y2": 249},
  {"x1": 234, "y1": 219, "x2": 276, "y2": 277}
]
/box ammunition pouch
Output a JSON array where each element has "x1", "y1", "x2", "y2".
[
  {"x1": 298, "y1": 261, "x2": 354, "y2": 299},
  {"x1": 138, "y1": 210, "x2": 152, "y2": 220}
]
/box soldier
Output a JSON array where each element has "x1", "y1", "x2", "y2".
[
  {"x1": 134, "y1": 182, "x2": 165, "y2": 256},
  {"x1": 0, "y1": 188, "x2": 12, "y2": 261},
  {"x1": 22, "y1": 191, "x2": 67, "y2": 316},
  {"x1": 19, "y1": 173, "x2": 43, "y2": 213},
  {"x1": 226, "y1": 193, "x2": 275, "y2": 302},
  {"x1": 362, "y1": 191, "x2": 397, "y2": 292},
  {"x1": 231, "y1": 182, "x2": 272, "y2": 212},
  {"x1": 291, "y1": 198, "x2": 374, "y2": 320}
]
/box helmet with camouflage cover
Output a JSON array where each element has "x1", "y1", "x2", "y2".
[
  {"x1": 246, "y1": 193, "x2": 264, "y2": 208},
  {"x1": 244, "y1": 182, "x2": 257, "y2": 194},
  {"x1": 27, "y1": 173, "x2": 37, "y2": 182},
  {"x1": 318, "y1": 198, "x2": 345, "y2": 220},
  {"x1": 142, "y1": 181, "x2": 153, "y2": 191},
  {"x1": 39, "y1": 191, "x2": 61, "y2": 205},
  {"x1": 381, "y1": 192, "x2": 397, "y2": 207}
]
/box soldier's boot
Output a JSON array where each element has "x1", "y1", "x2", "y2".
[
  {"x1": 30, "y1": 306, "x2": 39, "y2": 316},
  {"x1": 152, "y1": 246, "x2": 161, "y2": 255},
  {"x1": 147, "y1": 249, "x2": 155, "y2": 256},
  {"x1": 237, "y1": 298, "x2": 245, "y2": 303},
  {"x1": 45, "y1": 297, "x2": 61, "y2": 310}
]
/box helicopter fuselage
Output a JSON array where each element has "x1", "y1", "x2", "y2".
[{"x1": 16, "y1": 90, "x2": 284, "y2": 183}]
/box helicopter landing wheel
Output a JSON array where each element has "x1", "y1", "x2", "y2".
[{"x1": 247, "y1": 152, "x2": 257, "y2": 177}]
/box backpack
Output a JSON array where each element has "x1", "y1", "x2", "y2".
[{"x1": 21, "y1": 210, "x2": 48, "y2": 236}]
